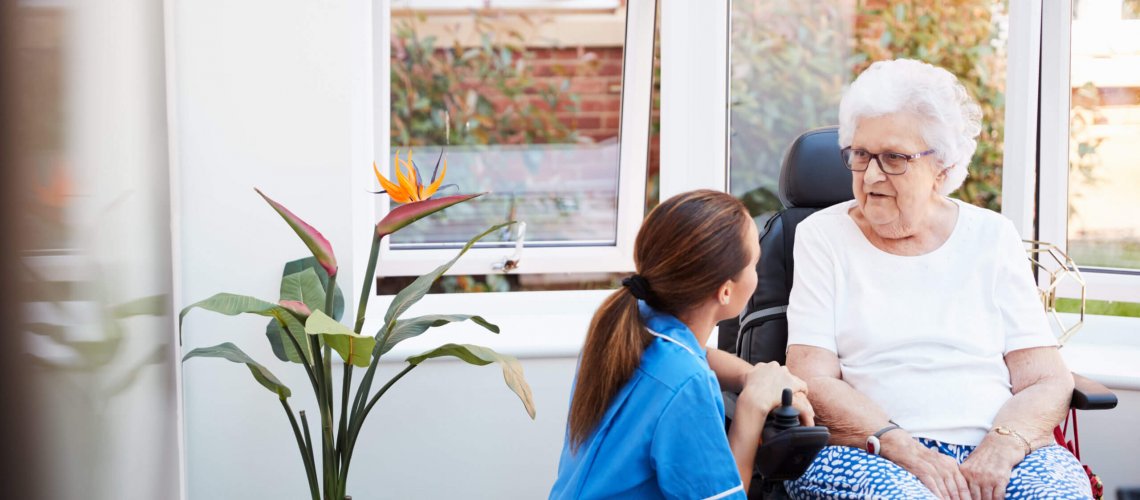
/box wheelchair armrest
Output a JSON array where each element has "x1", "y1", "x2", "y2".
[{"x1": 1071, "y1": 373, "x2": 1117, "y2": 411}]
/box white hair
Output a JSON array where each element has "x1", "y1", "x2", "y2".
[{"x1": 837, "y1": 59, "x2": 983, "y2": 195}]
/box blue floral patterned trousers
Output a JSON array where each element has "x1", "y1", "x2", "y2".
[{"x1": 785, "y1": 438, "x2": 1092, "y2": 499}]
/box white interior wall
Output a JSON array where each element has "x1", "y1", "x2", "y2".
[
  {"x1": 1069, "y1": 389, "x2": 1140, "y2": 494},
  {"x1": 171, "y1": 0, "x2": 578, "y2": 497}
]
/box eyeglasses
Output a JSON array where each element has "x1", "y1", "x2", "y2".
[{"x1": 840, "y1": 147, "x2": 936, "y2": 175}]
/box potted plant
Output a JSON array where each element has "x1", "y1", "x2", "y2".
[{"x1": 180, "y1": 151, "x2": 534, "y2": 499}]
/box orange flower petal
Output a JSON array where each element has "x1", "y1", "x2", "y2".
[
  {"x1": 373, "y1": 162, "x2": 405, "y2": 195},
  {"x1": 424, "y1": 156, "x2": 447, "y2": 198},
  {"x1": 405, "y1": 149, "x2": 418, "y2": 187},
  {"x1": 394, "y1": 157, "x2": 418, "y2": 201},
  {"x1": 388, "y1": 190, "x2": 412, "y2": 204}
]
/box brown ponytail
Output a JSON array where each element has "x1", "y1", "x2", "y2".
[{"x1": 568, "y1": 189, "x2": 753, "y2": 449}]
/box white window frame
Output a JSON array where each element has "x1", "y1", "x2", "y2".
[
  {"x1": 1000, "y1": 0, "x2": 1043, "y2": 238},
  {"x1": 351, "y1": 0, "x2": 736, "y2": 352},
  {"x1": 1032, "y1": 0, "x2": 1140, "y2": 302},
  {"x1": 356, "y1": 0, "x2": 656, "y2": 278},
  {"x1": 658, "y1": 0, "x2": 729, "y2": 197},
  {"x1": 392, "y1": 0, "x2": 621, "y2": 10}
]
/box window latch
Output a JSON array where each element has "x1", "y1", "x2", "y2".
[{"x1": 493, "y1": 221, "x2": 526, "y2": 273}]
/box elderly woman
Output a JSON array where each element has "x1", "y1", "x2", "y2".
[{"x1": 784, "y1": 59, "x2": 1091, "y2": 499}]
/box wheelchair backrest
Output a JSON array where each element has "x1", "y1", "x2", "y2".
[{"x1": 717, "y1": 127, "x2": 853, "y2": 365}]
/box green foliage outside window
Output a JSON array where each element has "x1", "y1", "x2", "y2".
[
  {"x1": 729, "y1": 1, "x2": 850, "y2": 216},
  {"x1": 730, "y1": 0, "x2": 1011, "y2": 216},
  {"x1": 852, "y1": 1, "x2": 1008, "y2": 212}
]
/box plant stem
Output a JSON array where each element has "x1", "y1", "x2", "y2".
[
  {"x1": 346, "y1": 338, "x2": 386, "y2": 463},
  {"x1": 283, "y1": 315, "x2": 320, "y2": 398},
  {"x1": 340, "y1": 231, "x2": 383, "y2": 497},
  {"x1": 340, "y1": 363, "x2": 417, "y2": 486},
  {"x1": 350, "y1": 316, "x2": 397, "y2": 428},
  {"x1": 354, "y1": 232, "x2": 381, "y2": 334},
  {"x1": 344, "y1": 231, "x2": 385, "y2": 486},
  {"x1": 323, "y1": 274, "x2": 341, "y2": 471},
  {"x1": 323, "y1": 343, "x2": 334, "y2": 476},
  {"x1": 337, "y1": 365, "x2": 352, "y2": 471},
  {"x1": 308, "y1": 335, "x2": 334, "y2": 499},
  {"x1": 361, "y1": 363, "x2": 416, "y2": 423},
  {"x1": 282, "y1": 401, "x2": 319, "y2": 500}
]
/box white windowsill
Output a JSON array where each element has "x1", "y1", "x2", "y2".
[
  {"x1": 373, "y1": 291, "x2": 1140, "y2": 392},
  {"x1": 1058, "y1": 312, "x2": 1140, "y2": 391},
  {"x1": 375, "y1": 288, "x2": 721, "y2": 362},
  {"x1": 376, "y1": 289, "x2": 606, "y2": 362}
]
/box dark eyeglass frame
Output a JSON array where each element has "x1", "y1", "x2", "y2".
[{"x1": 840, "y1": 147, "x2": 937, "y2": 175}]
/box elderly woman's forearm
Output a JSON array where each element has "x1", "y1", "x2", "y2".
[
  {"x1": 804, "y1": 376, "x2": 892, "y2": 447},
  {"x1": 993, "y1": 347, "x2": 1075, "y2": 449},
  {"x1": 991, "y1": 375, "x2": 1073, "y2": 448}
]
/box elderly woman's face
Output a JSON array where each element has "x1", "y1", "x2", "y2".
[{"x1": 849, "y1": 112, "x2": 946, "y2": 238}]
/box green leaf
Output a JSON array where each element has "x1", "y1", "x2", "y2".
[
  {"x1": 181, "y1": 292, "x2": 311, "y2": 363},
  {"x1": 183, "y1": 342, "x2": 291, "y2": 399},
  {"x1": 407, "y1": 343, "x2": 535, "y2": 419},
  {"x1": 180, "y1": 293, "x2": 279, "y2": 327},
  {"x1": 375, "y1": 194, "x2": 484, "y2": 239},
  {"x1": 265, "y1": 308, "x2": 311, "y2": 364},
  {"x1": 256, "y1": 188, "x2": 338, "y2": 278},
  {"x1": 382, "y1": 222, "x2": 514, "y2": 328},
  {"x1": 281, "y1": 257, "x2": 345, "y2": 320},
  {"x1": 380, "y1": 314, "x2": 499, "y2": 356},
  {"x1": 305, "y1": 310, "x2": 375, "y2": 367},
  {"x1": 281, "y1": 268, "x2": 326, "y2": 317},
  {"x1": 266, "y1": 257, "x2": 346, "y2": 363}
]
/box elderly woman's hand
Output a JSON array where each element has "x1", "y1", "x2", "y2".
[
  {"x1": 959, "y1": 434, "x2": 1025, "y2": 500},
  {"x1": 881, "y1": 431, "x2": 973, "y2": 500}
]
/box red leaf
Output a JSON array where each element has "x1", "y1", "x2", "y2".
[
  {"x1": 375, "y1": 193, "x2": 483, "y2": 239},
  {"x1": 256, "y1": 188, "x2": 338, "y2": 277}
]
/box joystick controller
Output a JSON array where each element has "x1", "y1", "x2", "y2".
[{"x1": 754, "y1": 389, "x2": 830, "y2": 481}]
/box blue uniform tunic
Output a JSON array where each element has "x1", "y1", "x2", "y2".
[{"x1": 549, "y1": 302, "x2": 746, "y2": 499}]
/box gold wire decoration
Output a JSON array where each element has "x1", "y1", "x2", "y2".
[{"x1": 1024, "y1": 240, "x2": 1086, "y2": 345}]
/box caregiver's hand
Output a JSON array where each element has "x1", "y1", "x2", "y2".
[
  {"x1": 738, "y1": 361, "x2": 810, "y2": 422},
  {"x1": 882, "y1": 432, "x2": 973, "y2": 500}
]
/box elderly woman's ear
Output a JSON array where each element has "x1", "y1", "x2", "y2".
[{"x1": 934, "y1": 164, "x2": 950, "y2": 191}]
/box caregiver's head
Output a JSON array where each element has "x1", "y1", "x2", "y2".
[
  {"x1": 568, "y1": 189, "x2": 757, "y2": 449},
  {"x1": 838, "y1": 58, "x2": 982, "y2": 239}
]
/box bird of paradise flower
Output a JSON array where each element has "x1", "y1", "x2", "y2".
[{"x1": 372, "y1": 149, "x2": 453, "y2": 203}]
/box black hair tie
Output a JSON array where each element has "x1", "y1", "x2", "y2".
[{"x1": 622, "y1": 274, "x2": 653, "y2": 302}]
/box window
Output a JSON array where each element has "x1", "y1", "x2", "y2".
[
  {"x1": 361, "y1": 0, "x2": 657, "y2": 279},
  {"x1": 728, "y1": 1, "x2": 1009, "y2": 223},
  {"x1": 1038, "y1": 0, "x2": 1140, "y2": 303},
  {"x1": 394, "y1": 0, "x2": 621, "y2": 10},
  {"x1": 1127, "y1": 0, "x2": 1140, "y2": 19}
]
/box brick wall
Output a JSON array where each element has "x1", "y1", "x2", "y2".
[
  {"x1": 534, "y1": 46, "x2": 624, "y2": 143},
  {"x1": 399, "y1": 40, "x2": 660, "y2": 170}
]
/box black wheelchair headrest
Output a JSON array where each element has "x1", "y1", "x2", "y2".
[{"x1": 778, "y1": 126, "x2": 855, "y2": 209}]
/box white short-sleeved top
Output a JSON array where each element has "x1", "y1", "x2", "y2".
[{"x1": 787, "y1": 198, "x2": 1057, "y2": 446}]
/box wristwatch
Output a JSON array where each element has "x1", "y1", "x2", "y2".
[{"x1": 866, "y1": 421, "x2": 901, "y2": 456}]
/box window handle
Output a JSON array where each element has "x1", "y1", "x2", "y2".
[{"x1": 493, "y1": 222, "x2": 526, "y2": 273}]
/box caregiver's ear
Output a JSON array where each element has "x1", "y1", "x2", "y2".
[{"x1": 717, "y1": 280, "x2": 732, "y2": 306}]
